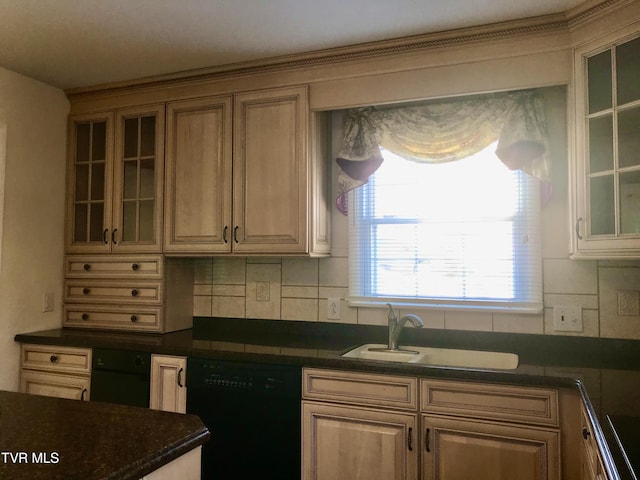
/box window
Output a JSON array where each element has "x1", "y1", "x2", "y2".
[{"x1": 348, "y1": 142, "x2": 542, "y2": 312}]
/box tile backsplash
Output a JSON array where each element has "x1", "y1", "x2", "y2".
[{"x1": 192, "y1": 255, "x2": 640, "y2": 341}]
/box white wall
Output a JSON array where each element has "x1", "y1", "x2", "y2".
[{"x1": 0, "y1": 67, "x2": 69, "y2": 391}]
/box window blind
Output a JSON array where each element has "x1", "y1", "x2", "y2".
[{"x1": 348, "y1": 144, "x2": 543, "y2": 313}]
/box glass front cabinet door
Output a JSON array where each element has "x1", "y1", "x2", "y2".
[
  {"x1": 66, "y1": 105, "x2": 165, "y2": 253},
  {"x1": 572, "y1": 28, "x2": 640, "y2": 258}
]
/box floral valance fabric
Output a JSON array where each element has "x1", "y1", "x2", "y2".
[{"x1": 336, "y1": 90, "x2": 550, "y2": 214}]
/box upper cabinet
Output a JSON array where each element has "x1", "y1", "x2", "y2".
[
  {"x1": 572, "y1": 26, "x2": 640, "y2": 258},
  {"x1": 164, "y1": 85, "x2": 330, "y2": 256},
  {"x1": 66, "y1": 104, "x2": 165, "y2": 254}
]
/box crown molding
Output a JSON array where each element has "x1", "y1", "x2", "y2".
[{"x1": 65, "y1": 1, "x2": 617, "y2": 99}]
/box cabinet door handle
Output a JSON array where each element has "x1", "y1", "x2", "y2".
[
  {"x1": 102, "y1": 229, "x2": 109, "y2": 245},
  {"x1": 112, "y1": 228, "x2": 118, "y2": 245},
  {"x1": 575, "y1": 217, "x2": 583, "y2": 240},
  {"x1": 233, "y1": 226, "x2": 239, "y2": 243},
  {"x1": 223, "y1": 226, "x2": 228, "y2": 244},
  {"x1": 408, "y1": 427, "x2": 413, "y2": 451},
  {"x1": 177, "y1": 367, "x2": 184, "y2": 388},
  {"x1": 425, "y1": 428, "x2": 431, "y2": 453},
  {"x1": 81, "y1": 388, "x2": 87, "y2": 401}
]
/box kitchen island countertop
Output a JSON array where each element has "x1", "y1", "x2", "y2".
[{"x1": 0, "y1": 390, "x2": 209, "y2": 480}]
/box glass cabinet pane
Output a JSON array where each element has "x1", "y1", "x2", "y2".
[
  {"x1": 117, "y1": 111, "x2": 158, "y2": 245},
  {"x1": 589, "y1": 115, "x2": 613, "y2": 173},
  {"x1": 124, "y1": 118, "x2": 139, "y2": 158},
  {"x1": 618, "y1": 107, "x2": 640, "y2": 169},
  {"x1": 140, "y1": 116, "x2": 156, "y2": 156},
  {"x1": 587, "y1": 50, "x2": 612, "y2": 114},
  {"x1": 617, "y1": 36, "x2": 640, "y2": 106},
  {"x1": 590, "y1": 175, "x2": 615, "y2": 235},
  {"x1": 72, "y1": 120, "x2": 107, "y2": 243},
  {"x1": 620, "y1": 171, "x2": 640, "y2": 234}
]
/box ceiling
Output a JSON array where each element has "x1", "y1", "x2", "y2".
[{"x1": 0, "y1": 0, "x2": 586, "y2": 91}]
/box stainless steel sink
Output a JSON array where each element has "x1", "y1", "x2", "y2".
[{"x1": 342, "y1": 343, "x2": 519, "y2": 370}]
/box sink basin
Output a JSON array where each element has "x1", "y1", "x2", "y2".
[{"x1": 342, "y1": 344, "x2": 519, "y2": 370}]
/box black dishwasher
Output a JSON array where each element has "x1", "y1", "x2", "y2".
[
  {"x1": 91, "y1": 348, "x2": 151, "y2": 407},
  {"x1": 186, "y1": 358, "x2": 302, "y2": 480}
]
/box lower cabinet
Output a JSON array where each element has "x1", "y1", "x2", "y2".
[
  {"x1": 421, "y1": 415, "x2": 559, "y2": 480},
  {"x1": 581, "y1": 404, "x2": 609, "y2": 480},
  {"x1": 302, "y1": 368, "x2": 563, "y2": 480},
  {"x1": 149, "y1": 354, "x2": 187, "y2": 413},
  {"x1": 302, "y1": 402, "x2": 418, "y2": 480},
  {"x1": 19, "y1": 344, "x2": 92, "y2": 401}
]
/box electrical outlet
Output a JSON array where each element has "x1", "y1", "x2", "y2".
[
  {"x1": 327, "y1": 298, "x2": 341, "y2": 320},
  {"x1": 42, "y1": 292, "x2": 54, "y2": 312},
  {"x1": 553, "y1": 305, "x2": 582, "y2": 332}
]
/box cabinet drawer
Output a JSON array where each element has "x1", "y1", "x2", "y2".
[
  {"x1": 20, "y1": 370, "x2": 90, "y2": 401},
  {"x1": 65, "y1": 255, "x2": 163, "y2": 279},
  {"x1": 421, "y1": 379, "x2": 559, "y2": 427},
  {"x1": 21, "y1": 344, "x2": 92, "y2": 374},
  {"x1": 65, "y1": 280, "x2": 163, "y2": 305},
  {"x1": 63, "y1": 304, "x2": 162, "y2": 332},
  {"x1": 303, "y1": 368, "x2": 417, "y2": 410}
]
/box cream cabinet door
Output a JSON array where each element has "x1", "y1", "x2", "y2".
[
  {"x1": 20, "y1": 370, "x2": 90, "y2": 401},
  {"x1": 150, "y1": 355, "x2": 186, "y2": 413},
  {"x1": 165, "y1": 96, "x2": 233, "y2": 253},
  {"x1": 421, "y1": 414, "x2": 559, "y2": 480},
  {"x1": 302, "y1": 401, "x2": 418, "y2": 480},
  {"x1": 112, "y1": 104, "x2": 165, "y2": 253},
  {"x1": 233, "y1": 86, "x2": 309, "y2": 254}
]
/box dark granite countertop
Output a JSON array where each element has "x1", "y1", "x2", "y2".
[
  {"x1": 14, "y1": 316, "x2": 640, "y2": 480},
  {"x1": 0, "y1": 390, "x2": 209, "y2": 480}
]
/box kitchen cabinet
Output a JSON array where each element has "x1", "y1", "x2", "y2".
[
  {"x1": 63, "y1": 255, "x2": 193, "y2": 333},
  {"x1": 581, "y1": 404, "x2": 610, "y2": 480},
  {"x1": 150, "y1": 354, "x2": 186, "y2": 414},
  {"x1": 571, "y1": 25, "x2": 640, "y2": 258},
  {"x1": 302, "y1": 368, "x2": 419, "y2": 480},
  {"x1": 164, "y1": 86, "x2": 331, "y2": 256},
  {"x1": 19, "y1": 344, "x2": 91, "y2": 401},
  {"x1": 302, "y1": 369, "x2": 566, "y2": 480},
  {"x1": 66, "y1": 104, "x2": 165, "y2": 254},
  {"x1": 420, "y1": 378, "x2": 560, "y2": 480}
]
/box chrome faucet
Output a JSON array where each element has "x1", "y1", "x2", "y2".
[{"x1": 385, "y1": 303, "x2": 425, "y2": 352}]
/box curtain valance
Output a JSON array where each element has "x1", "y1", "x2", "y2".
[{"x1": 336, "y1": 90, "x2": 550, "y2": 214}]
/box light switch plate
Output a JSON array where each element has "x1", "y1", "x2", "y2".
[
  {"x1": 553, "y1": 305, "x2": 582, "y2": 332},
  {"x1": 327, "y1": 298, "x2": 341, "y2": 320}
]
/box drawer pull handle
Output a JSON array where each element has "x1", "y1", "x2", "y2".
[
  {"x1": 582, "y1": 427, "x2": 591, "y2": 440},
  {"x1": 83, "y1": 263, "x2": 91, "y2": 271},
  {"x1": 408, "y1": 427, "x2": 413, "y2": 451},
  {"x1": 425, "y1": 428, "x2": 431, "y2": 453},
  {"x1": 50, "y1": 355, "x2": 58, "y2": 363},
  {"x1": 83, "y1": 288, "x2": 90, "y2": 295},
  {"x1": 130, "y1": 315, "x2": 138, "y2": 322},
  {"x1": 178, "y1": 367, "x2": 184, "y2": 388},
  {"x1": 131, "y1": 263, "x2": 139, "y2": 271},
  {"x1": 81, "y1": 313, "x2": 89, "y2": 321},
  {"x1": 131, "y1": 289, "x2": 138, "y2": 297},
  {"x1": 81, "y1": 388, "x2": 87, "y2": 401}
]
